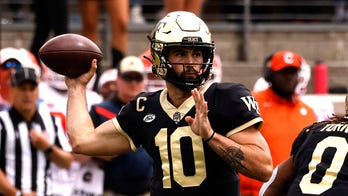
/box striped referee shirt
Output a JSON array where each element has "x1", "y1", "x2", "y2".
[{"x1": 0, "y1": 104, "x2": 71, "y2": 196}]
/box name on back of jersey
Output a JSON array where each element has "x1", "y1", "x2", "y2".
[{"x1": 319, "y1": 123, "x2": 348, "y2": 133}]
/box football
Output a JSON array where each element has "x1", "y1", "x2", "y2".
[{"x1": 39, "y1": 33, "x2": 103, "y2": 78}]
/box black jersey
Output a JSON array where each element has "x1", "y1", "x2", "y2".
[
  {"x1": 288, "y1": 121, "x2": 348, "y2": 195},
  {"x1": 113, "y1": 82, "x2": 262, "y2": 196}
]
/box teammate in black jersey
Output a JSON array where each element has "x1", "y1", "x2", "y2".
[
  {"x1": 65, "y1": 11, "x2": 273, "y2": 196},
  {"x1": 260, "y1": 95, "x2": 348, "y2": 196}
]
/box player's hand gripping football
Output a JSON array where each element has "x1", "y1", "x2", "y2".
[
  {"x1": 65, "y1": 59, "x2": 97, "y2": 88},
  {"x1": 185, "y1": 88, "x2": 214, "y2": 141}
]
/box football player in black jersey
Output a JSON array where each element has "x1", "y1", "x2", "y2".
[
  {"x1": 260, "y1": 95, "x2": 348, "y2": 196},
  {"x1": 65, "y1": 11, "x2": 273, "y2": 196}
]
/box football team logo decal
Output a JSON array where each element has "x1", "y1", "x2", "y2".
[
  {"x1": 173, "y1": 112, "x2": 181, "y2": 124},
  {"x1": 143, "y1": 113, "x2": 156, "y2": 122}
]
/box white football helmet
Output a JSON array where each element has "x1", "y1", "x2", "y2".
[
  {"x1": 140, "y1": 49, "x2": 166, "y2": 92},
  {"x1": 0, "y1": 47, "x2": 41, "y2": 77},
  {"x1": 41, "y1": 62, "x2": 67, "y2": 91},
  {"x1": 147, "y1": 11, "x2": 215, "y2": 90},
  {"x1": 296, "y1": 58, "x2": 311, "y2": 95}
]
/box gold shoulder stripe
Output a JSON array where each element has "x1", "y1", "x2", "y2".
[{"x1": 226, "y1": 117, "x2": 263, "y2": 137}]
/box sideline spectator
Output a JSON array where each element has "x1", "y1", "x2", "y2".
[
  {"x1": 163, "y1": 0, "x2": 205, "y2": 16},
  {"x1": 240, "y1": 50, "x2": 317, "y2": 196},
  {"x1": 79, "y1": 0, "x2": 128, "y2": 69},
  {"x1": 253, "y1": 55, "x2": 334, "y2": 121},
  {"x1": 97, "y1": 68, "x2": 118, "y2": 100},
  {"x1": 0, "y1": 47, "x2": 41, "y2": 111},
  {"x1": 30, "y1": 0, "x2": 69, "y2": 63}
]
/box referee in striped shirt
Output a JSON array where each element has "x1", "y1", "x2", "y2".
[{"x1": 0, "y1": 67, "x2": 74, "y2": 196}]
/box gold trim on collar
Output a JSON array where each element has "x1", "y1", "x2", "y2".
[{"x1": 159, "y1": 83, "x2": 211, "y2": 123}]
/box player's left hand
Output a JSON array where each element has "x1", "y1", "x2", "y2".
[{"x1": 185, "y1": 88, "x2": 214, "y2": 140}]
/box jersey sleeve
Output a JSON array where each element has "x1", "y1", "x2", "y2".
[
  {"x1": 208, "y1": 83, "x2": 263, "y2": 136},
  {"x1": 115, "y1": 92, "x2": 151, "y2": 150}
]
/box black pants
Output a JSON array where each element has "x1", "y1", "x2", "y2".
[{"x1": 30, "y1": 0, "x2": 68, "y2": 63}]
